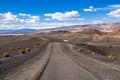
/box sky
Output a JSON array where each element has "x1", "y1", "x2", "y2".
[{"x1": 0, "y1": 0, "x2": 120, "y2": 30}]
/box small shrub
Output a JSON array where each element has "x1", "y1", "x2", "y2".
[
  {"x1": 34, "y1": 45, "x2": 38, "y2": 48},
  {"x1": 26, "y1": 48, "x2": 30, "y2": 52},
  {"x1": 108, "y1": 54, "x2": 113, "y2": 59},
  {"x1": 34, "y1": 43, "x2": 41, "y2": 48},
  {"x1": 111, "y1": 56, "x2": 117, "y2": 60},
  {"x1": 3, "y1": 52, "x2": 10, "y2": 58},
  {"x1": 108, "y1": 54, "x2": 117, "y2": 60},
  {"x1": 19, "y1": 50, "x2": 26, "y2": 54}
]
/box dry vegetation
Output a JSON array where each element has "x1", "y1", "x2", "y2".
[{"x1": 0, "y1": 35, "x2": 43, "y2": 58}]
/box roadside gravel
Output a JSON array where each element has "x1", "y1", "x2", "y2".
[{"x1": 61, "y1": 43, "x2": 120, "y2": 80}]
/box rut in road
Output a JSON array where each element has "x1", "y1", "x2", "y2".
[{"x1": 39, "y1": 43, "x2": 98, "y2": 80}]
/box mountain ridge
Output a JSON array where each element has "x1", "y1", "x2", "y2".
[
  {"x1": 38, "y1": 22, "x2": 119, "y2": 33},
  {"x1": 0, "y1": 29, "x2": 36, "y2": 34},
  {"x1": 0, "y1": 22, "x2": 120, "y2": 34}
]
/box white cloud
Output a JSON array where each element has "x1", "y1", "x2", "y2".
[
  {"x1": 108, "y1": 4, "x2": 120, "y2": 8},
  {"x1": 84, "y1": 6, "x2": 97, "y2": 12},
  {"x1": 18, "y1": 14, "x2": 40, "y2": 23},
  {"x1": 0, "y1": 12, "x2": 40, "y2": 24},
  {"x1": 0, "y1": 12, "x2": 19, "y2": 23},
  {"x1": 25, "y1": 16, "x2": 40, "y2": 23},
  {"x1": 4, "y1": 12, "x2": 17, "y2": 21},
  {"x1": 44, "y1": 11, "x2": 84, "y2": 20},
  {"x1": 93, "y1": 20, "x2": 103, "y2": 24},
  {"x1": 18, "y1": 13, "x2": 31, "y2": 17},
  {"x1": 44, "y1": 18, "x2": 51, "y2": 21},
  {"x1": 0, "y1": 12, "x2": 41, "y2": 30},
  {"x1": 83, "y1": 4, "x2": 120, "y2": 12},
  {"x1": 0, "y1": 11, "x2": 85, "y2": 30},
  {"x1": 19, "y1": 19, "x2": 25, "y2": 23},
  {"x1": 107, "y1": 8, "x2": 120, "y2": 18}
]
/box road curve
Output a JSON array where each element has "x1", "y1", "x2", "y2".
[{"x1": 39, "y1": 43, "x2": 98, "y2": 80}]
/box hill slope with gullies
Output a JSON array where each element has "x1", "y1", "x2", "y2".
[
  {"x1": 64, "y1": 22, "x2": 120, "y2": 32},
  {"x1": 41, "y1": 22, "x2": 120, "y2": 33}
]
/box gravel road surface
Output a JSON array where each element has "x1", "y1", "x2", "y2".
[
  {"x1": 2, "y1": 42, "x2": 120, "y2": 80},
  {"x1": 39, "y1": 43, "x2": 98, "y2": 80}
]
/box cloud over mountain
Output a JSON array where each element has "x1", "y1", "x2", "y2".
[
  {"x1": 0, "y1": 12, "x2": 41, "y2": 29},
  {"x1": 107, "y1": 9, "x2": 120, "y2": 18},
  {"x1": 83, "y1": 6, "x2": 97, "y2": 12},
  {"x1": 0, "y1": 12, "x2": 19, "y2": 23},
  {"x1": 108, "y1": 4, "x2": 120, "y2": 8},
  {"x1": 44, "y1": 11, "x2": 84, "y2": 20}
]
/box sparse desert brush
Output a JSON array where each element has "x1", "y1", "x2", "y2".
[
  {"x1": 34, "y1": 44, "x2": 38, "y2": 48},
  {"x1": 108, "y1": 54, "x2": 117, "y2": 60},
  {"x1": 108, "y1": 54, "x2": 113, "y2": 59},
  {"x1": 19, "y1": 50, "x2": 26, "y2": 54},
  {"x1": 26, "y1": 48, "x2": 30, "y2": 52},
  {"x1": 34, "y1": 43, "x2": 41, "y2": 48},
  {"x1": 111, "y1": 56, "x2": 117, "y2": 60},
  {"x1": 3, "y1": 52, "x2": 10, "y2": 58}
]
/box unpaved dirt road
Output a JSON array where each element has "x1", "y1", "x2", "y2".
[
  {"x1": 39, "y1": 43, "x2": 98, "y2": 80},
  {"x1": 1, "y1": 42, "x2": 120, "y2": 80}
]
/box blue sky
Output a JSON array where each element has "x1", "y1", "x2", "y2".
[{"x1": 0, "y1": 0, "x2": 120, "y2": 29}]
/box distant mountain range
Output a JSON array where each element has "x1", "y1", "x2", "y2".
[
  {"x1": 0, "y1": 29, "x2": 36, "y2": 34},
  {"x1": 0, "y1": 22, "x2": 120, "y2": 34},
  {"x1": 41, "y1": 22, "x2": 120, "y2": 32}
]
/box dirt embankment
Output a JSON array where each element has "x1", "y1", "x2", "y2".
[
  {"x1": 0, "y1": 41, "x2": 49, "y2": 79},
  {"x1": 0, "y1": 37, "x2": 43, "y2": 58},
  {"x1": 4, "y1": 42, "x2": 52, "y2": 80},
  {"x1": 61, "y1": 43, "x2": 120, "y2": 80}
]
